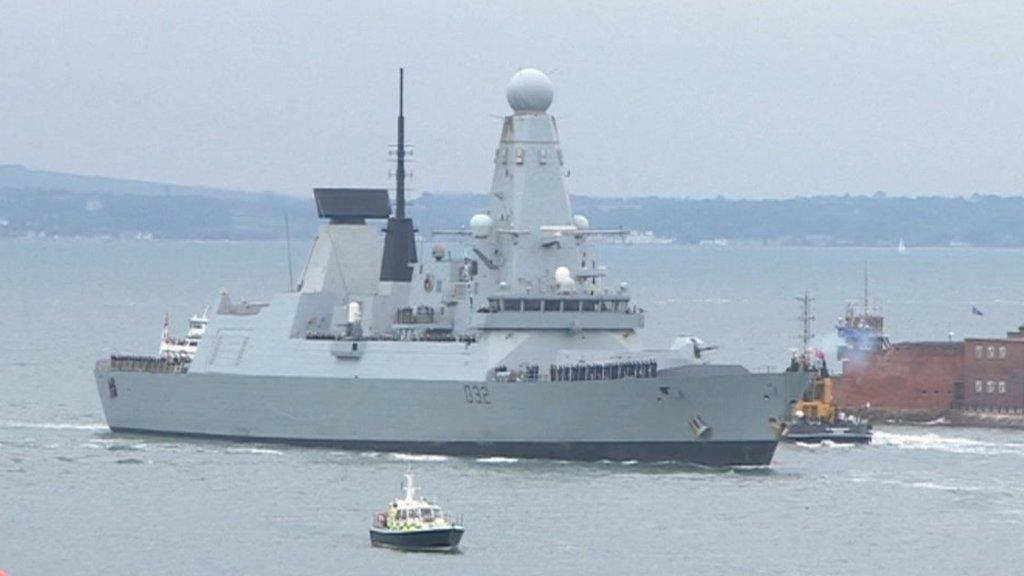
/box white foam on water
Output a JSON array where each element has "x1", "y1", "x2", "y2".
[
  {"x1": 849, "y1": 476, "x2": 983, "y2": 494},
  {"x1": 226, "y1": 447, "x2": 283, "y2": 456},
  {"x1": 794, "y1": 440, "x2": 856, "y2": 450},
  {"x1": 475, "y1": 456, "x2": 519, "y2": 464},
  {"x1": 873, "y1": 431, "x2": 1024, "y2": 457},
  {"x1": 390, "y1": 453, "x2": 448, "y2": 462},
  {"x1": 0, "y1": 421, "x2": 107, "y2": 431}
]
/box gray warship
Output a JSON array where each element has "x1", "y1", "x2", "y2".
[{"x1": 94, "y1": 68, "x2": 808, "y2": 466}]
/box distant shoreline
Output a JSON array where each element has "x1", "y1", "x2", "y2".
[{"x1": 6, "y1": 164, "x2": 1024, "y2": 246}]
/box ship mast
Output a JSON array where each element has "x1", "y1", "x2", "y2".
[
  {"x1": 379, "y1": 67, "x2": 417, "y2": 282},
  {"x1": 798, "y1": 291, "x2": 815, "y2": 354},
  {"x1": 863, "y1": 264, "x2": 869, "y2": 310},
  {"x1": 396, "y1": 68, "x2": 406, "y2": 220}
]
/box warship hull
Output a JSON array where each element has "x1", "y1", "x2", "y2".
[{"x1": 95, "y1": 363, "x2": 806, "y2": 466}]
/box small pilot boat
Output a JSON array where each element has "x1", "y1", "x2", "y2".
[
  {"x1": 370, "y1": 473, "x2": 464, "y2": 552},
  {"x1": 784, "y1": 412, "x2": 873, "y2": 444}
]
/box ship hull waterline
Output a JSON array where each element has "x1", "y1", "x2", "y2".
[
  {"x1": 95, "y1": 364, "x2": 807, "y2": 467},
  {"x1": 369, "y1": 527, "x2": 464, "y2": 552}
]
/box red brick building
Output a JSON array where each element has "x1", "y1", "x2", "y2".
[
  {"x1": 836, "y1": 327, "x2": 1024, "y2": 416},
  {"x1": 837, "y1": 342, "x2": 964, "y2": 416},
  {"x1": 962, "y1": 329, "x2": 1024, "y2": 411}
]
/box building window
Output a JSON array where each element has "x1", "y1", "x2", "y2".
[
  {"x1": 999, "y1": 346, "x2": 1007, "y2": 359},
  {"x1": 975, "y1": 345, "x2": 984, "y2": 359},
  {"x1": 987, "y1": 380, "x2": 996, "y2": 393},
  {"x1": 987, "y1": 346, "x2": 995, "y2": 359},
  {"x1": 999, "y1": 381, "x2": 1006, "y2": 394},
  {"x1": 975, "y1": 380, "x2": 983, "y2": 393}
]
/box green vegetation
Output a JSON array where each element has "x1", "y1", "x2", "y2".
[{"x1": 2, "y1": 165, "x2": 1022, "y2": 246}]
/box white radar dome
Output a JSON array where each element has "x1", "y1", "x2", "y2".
[
  {"x1": 469, "y1": 213, "x2": 494, "y2": 238},
  {"x1": 573, "y1": 214, "x2": 590, "y2": 231},
  {"x1": 554, "y1": 266, "x2": 576, "y2": 293},
  {"x1": 507, "y1": 69, "x2": 554, "y2": 113}
]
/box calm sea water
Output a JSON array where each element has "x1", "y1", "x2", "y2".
[{"x1": 2, "y1": 239, "x2": 1023, "y2": 575}]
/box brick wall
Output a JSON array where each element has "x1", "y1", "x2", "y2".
[
  {"x1": 836, "y1": 342, "x2": 963, "y2": 411},
  {"x1": 962, "y1": 338, "x2": 1024, "y2": 410}
]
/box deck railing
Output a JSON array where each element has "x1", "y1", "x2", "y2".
[{"x1": 107, "y1": 355, "x2": 190, "y2": 374}]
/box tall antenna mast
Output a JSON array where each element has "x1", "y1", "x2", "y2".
[
  {"x1": 396, "y1": 67, "x2": 406, "y2": 219},
  {"x1": 284, "y1": 210, "x2": 294, "y2": 291},
  {"x1": 798, "y1": 291, "x2": 815, "y2": 352},
  {"x1": 379, "y1": 67, "x2": 417, "y2": 282},
  {"x1": 863, "y1": 263, "x2": 869, "y2": 310}
]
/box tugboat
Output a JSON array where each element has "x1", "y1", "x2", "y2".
[
  {"x1": 782, "y1": 293, "x2": 873, "y2": 445},
  {"x1": 784, "y1": 371, "x2": 873, "y2": 444},
  {"x1": 370, "y1": 473, "x2": 464, "y2": 552}
]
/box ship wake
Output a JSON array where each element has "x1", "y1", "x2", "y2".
[{"x1": 873, "y1": 430, "x2": 1024, "y2": 457}]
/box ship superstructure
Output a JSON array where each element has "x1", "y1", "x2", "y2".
[{"x1": 95, "y1": 69, "x2": 807, "y2": 465}]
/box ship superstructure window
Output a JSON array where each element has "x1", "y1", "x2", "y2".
[
  {"x1": 524, "y1": 299, "x2": 541, "y2": 312},
  {"x1": 544, "y1": 299, "x2": 561, "y2": 311},
  {"x1": 975, "y1": 345, "x2": 984, "y2": 359},
  {"x1": 999, "y1": 381, "x2": 1006, "y2": 394},
  {"x1": 581, "y1": 300, "x2": 597, "y2": 312},
  {"x1": 987, "y1": 346, "x2": 995, "y2": 359},
  {"x1": 563, "y1": 300, "x2": 580, "y2": 312},
  {"x1": 504, "y1": 299, "x2": 522, "y2": 311},
  {"x1": 976, "y1": 380, "x2": 983, "y2": 393},
  {"x1": 999, "y1": 346, "x2": 1007, "y2": 359}
]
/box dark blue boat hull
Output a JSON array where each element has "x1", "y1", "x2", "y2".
[{"x1": 369, "y1": 527, "x2": 464, "y2": 552}]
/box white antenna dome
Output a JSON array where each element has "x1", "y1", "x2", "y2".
[
  {"x1": 573, "y1": 214, "x2": 590, "y2": 231},
  {"x1": 554, "y1": 266, "x2": 575, "y2": 293},
  {"x1": 507, "y1": 69, "x2": 554, "y2": 114},
  {"x1": 469, "y1": 213, "x2": 494, "y2": 238}
]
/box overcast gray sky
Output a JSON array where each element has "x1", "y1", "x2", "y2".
[{"x1": 2, "y1": 1, "x2": 1022, "y2": 199}]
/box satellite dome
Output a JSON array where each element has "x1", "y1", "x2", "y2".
[
  {"x1": 469, "y1": 213, "x2": 494, "y2": 238},
  {"x1": 507, "y1": 69, "x2": 554, "y2": 113}
]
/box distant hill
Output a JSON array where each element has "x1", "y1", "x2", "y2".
[
  {"x1": 3, "y1": 164, "x2": 1024, "y2": 246},
  {"x1": 0, "y1": 164, "x2": 258, "y2": 199},
  {"x1": 0, "y1": 164, "x2": 311, "y2": 240}
]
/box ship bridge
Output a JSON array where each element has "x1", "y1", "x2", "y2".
[{"x1": 473, "y1": 294, "x2": 643, "y2": 331}]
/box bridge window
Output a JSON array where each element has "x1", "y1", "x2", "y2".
[
  {"x1": 503, "y1": 299, "x2": 522, "y2": 312},
  {"x1": 581, "y1": 300, "x2": 597, "y2": 312},
  {"x1": 524, "y1": 299, "x2": 541, "y2": 312},
  {"x1": 563, "y1": 300, "x2": 580, "y2": 312},
  {"x1": 544, "y1": 300, "x2": 561, "y2": 312}
]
